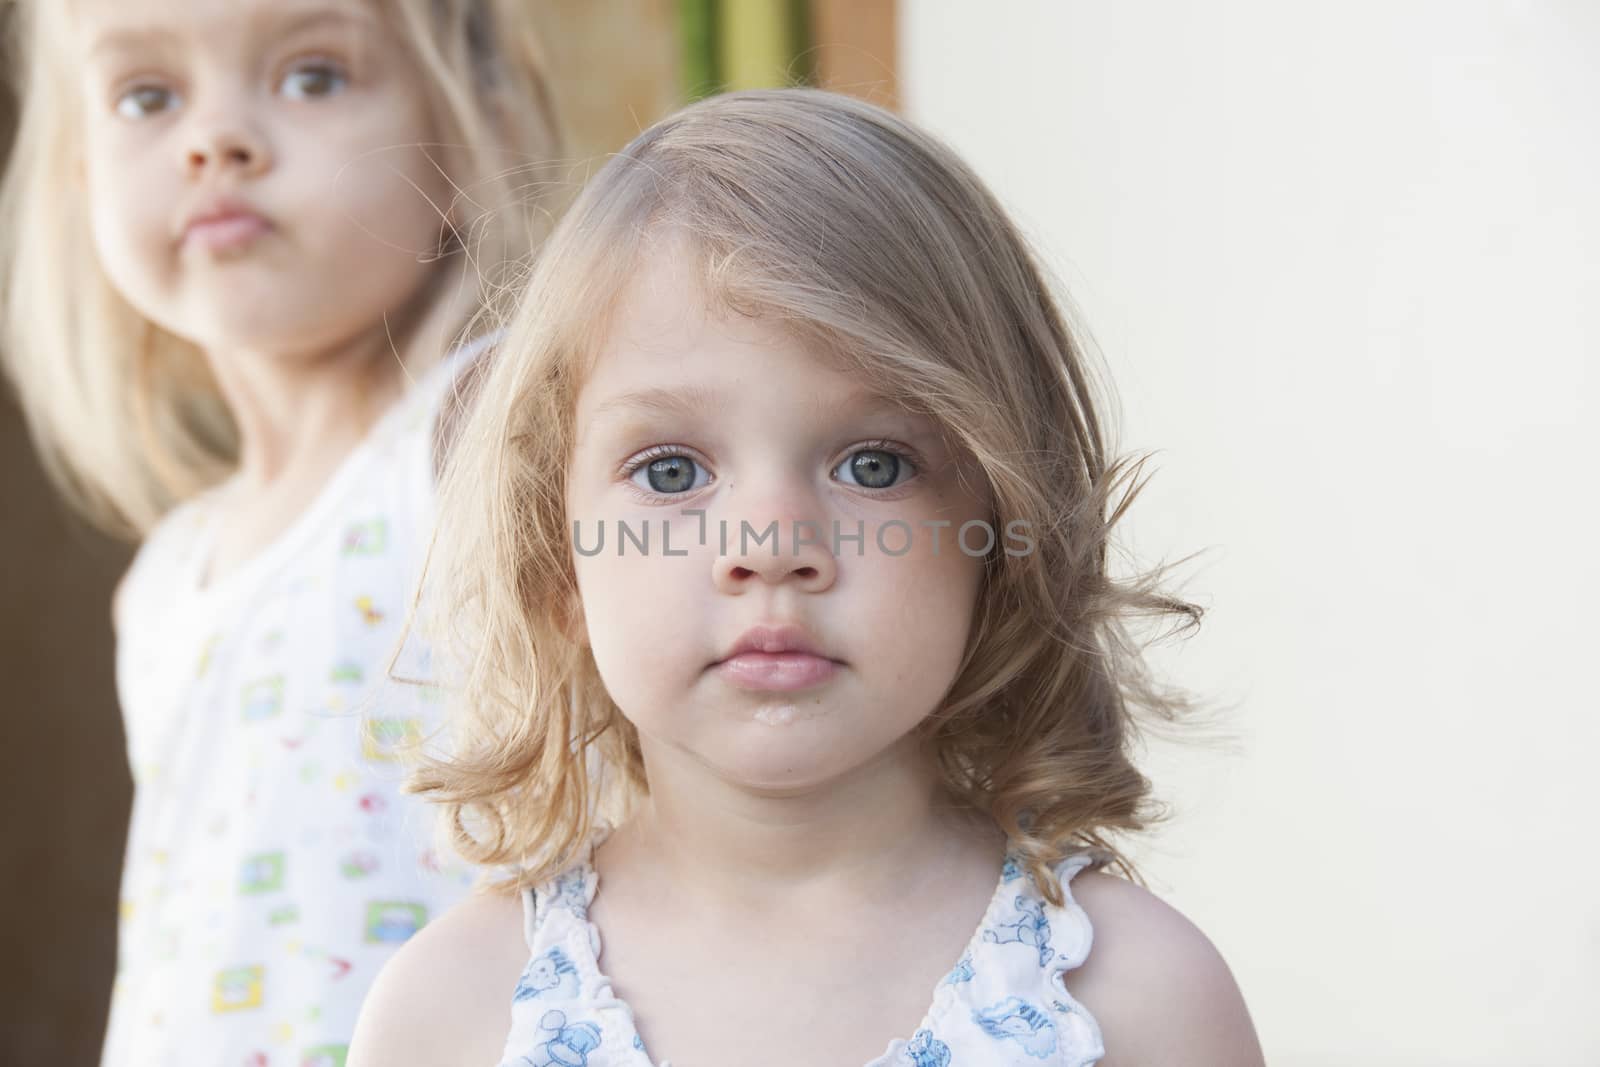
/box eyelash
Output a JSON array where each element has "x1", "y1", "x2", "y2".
[{"x1": 617, "y1": 439, "x2": 924, "y2": 504}]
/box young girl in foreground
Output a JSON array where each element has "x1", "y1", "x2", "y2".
[
  {"x1": 0, "y1": 0, "x2": 558, "y2": 1062},
  {"x1": 352, "y1": 89, "x2": 1264, "y2": 1067}
]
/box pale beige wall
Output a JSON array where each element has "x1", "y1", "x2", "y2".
[{"x1": 902, "y1": 2, "x2": 1599, "y2": 1063}]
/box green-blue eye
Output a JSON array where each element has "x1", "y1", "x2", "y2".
[
  {"x1": 631, "y1": 453, "x2": 709, "y2": 495},
  {"x1": 834, "y1": 449, "x2": 910, "y2": 489}
]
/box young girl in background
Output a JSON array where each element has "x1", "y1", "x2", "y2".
[
  {"x1": 350, "y1": 89, "x2": 1264, "y2": 1067},
  {"x1": 0, "y1": 0, "x2": 559, "y2": 1062}
]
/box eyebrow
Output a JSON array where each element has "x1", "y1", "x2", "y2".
[
  {"x1": 588, "y1": 382, "x2": 928, "y2": 433},
  {"x1": 263, "y1": 6, "x2": 380, "y2": 43},
  {"x1": 86, "y1": 26, "x2": 173, "y2": 63},
  {"x1": 590, "y1": 385, "x2": 729, "y2": 423}
]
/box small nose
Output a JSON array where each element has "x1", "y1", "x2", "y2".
[
  {"x1": 712, "y1": 516, "x2": 838, "y2": 596},
  {"x1": 184, "y1": 116, "x2": 269, "y2": 178}
]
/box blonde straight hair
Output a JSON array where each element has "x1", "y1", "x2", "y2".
[
  {"x1": 415, "y1": 89, "x2": 1199, "y2": 904},
  {"x1": 0, "y1": 0, "x2": 561, "y2": 538}
]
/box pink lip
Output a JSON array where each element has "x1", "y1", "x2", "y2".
[
  {"x1": 712, "y1": 624, "x2": 842, "y2": 692},
  {"x1": 181, "y1": 208, "x2": 271, "y2": 253},
  {"x1": 715, "y1": 652, "x2": 839, "y2": 692}
]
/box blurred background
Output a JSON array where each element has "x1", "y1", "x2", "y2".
[{"x1": 3, "y1": 1, "x2": 1595, "y2": 1064}]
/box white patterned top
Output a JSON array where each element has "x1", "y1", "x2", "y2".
[{"x1": 102, "y1": 346, "x2": 485, "y2": 1067}]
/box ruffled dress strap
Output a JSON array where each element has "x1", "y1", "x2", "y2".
[
  {"x1": 873, "y1": 852, "x2": 1106, "y2": 1067},
  {"x1": 496, "y1": 848, "x2": 653, "y2": 1067}
]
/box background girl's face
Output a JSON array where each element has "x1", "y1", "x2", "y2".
[
  {"x1": 73, "y1": 0, "x2": 454, "y2": 353},
  {"x1": 567, "y1": 245, "x2": 993, "y2": 796}
]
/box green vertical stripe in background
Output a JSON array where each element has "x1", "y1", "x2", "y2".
[
  {"x1": 679, "y1": 0, "x2": 721, "y2": 100},
  {"x1": 681, "y1": 0, "x2": 813, "y2": 100}
]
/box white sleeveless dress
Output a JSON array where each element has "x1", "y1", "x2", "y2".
[
  {"x1": 102, "y1": 345, "x2": 485, "y2": 1067},
  {"x1": 496, "y1": 841, "x2": 1105, "y2": 1067}
]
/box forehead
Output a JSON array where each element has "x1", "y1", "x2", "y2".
[
  {"x1": 576, "y1": 240, "x2": 890, "y2": 418},
  {"x1": 71, "y1": 0, "x2": 379, "y2": 50}
]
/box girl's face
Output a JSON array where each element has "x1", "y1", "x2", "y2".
[
  {"x1": 567, "y1": 246, "x2": 992, "y2": 795},
  {"x1": 73, "y1": 0, "x2": 454, "y2": 354}
]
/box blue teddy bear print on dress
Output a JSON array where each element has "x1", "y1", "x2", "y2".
[
  {"x1": 983, "y1": 895, "x2": 1053, "y2": 966},
  {"x1": 517, "y1": 1009, "x2": 602, "y2": 1067},
  {"x1": 514, "y1": 947, "x2": 580, "y2": 1002},
  {"x1": 943, "y1": 953, "x2": 975, "y2": 985},
  {"x1": 897, "y1": 1028, "x2": 952, "y2": 1067},
  {"x1": 973, "y1": 997, "x2": 1058, "y2": 1059}
]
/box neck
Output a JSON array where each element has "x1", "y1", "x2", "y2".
[
  {"x1": 211, "y1": 333, "x2": 398, "y2": 489},
  {"x1": 204, "y1": 265, "x2": 472, "y2": 489},
  {"x1": 614, "y1": 735, "x2": 1000, "y2": 912}
]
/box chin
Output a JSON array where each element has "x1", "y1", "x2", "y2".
[{"x1": 707, "y1": 719, "x2": 871, "y2": 796}]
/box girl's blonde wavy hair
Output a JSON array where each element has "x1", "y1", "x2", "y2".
[
  {"x1": 418, "y1": 88, "x2": 1198, "y2": 903},
  {"x1": 0, "y1": 0, "x2": 561, "y2": 538}
]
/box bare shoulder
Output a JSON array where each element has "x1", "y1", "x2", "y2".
[
  {"x1": 1064, "y1": 869, "x2": 1265, "y2": 1067},
  {"x1": 348, "y1": 886, "x2": 528, "y2": 1067}
]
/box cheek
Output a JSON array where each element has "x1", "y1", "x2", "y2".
[
  {"x1": 303, "y1": 143, "x2": 454, "y2": 320},
  {"x1": 573, "y1": 552, "x2": 700, "y2": 720},
  {"x1": 85, "y1": 151, "x2": 173, "y2": 304},
  {"x1": 329, "y1": 155, "x2": 448, "y2": 251},
  {"x1": 314, "y1": 97, "x2": 455, "y2": 251},
  {"x1": 846, "y1": 537, "x2": 986, "y2": 709}
]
